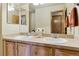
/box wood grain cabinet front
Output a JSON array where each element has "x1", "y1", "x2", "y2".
[
  {"x1": 31, "y1": 45, "x2": 55, "y2": 56},
  {"x1": 5, "y1": 41, "x2": 16, "y2": 56},
  {"x1": 55, "y1": 49, "x2": 79, "y2": 56},
  {"x1": 4, "y1": 40, "x2": 79, "y2": 56},
  {"x1": 3, "y1": 41, "x2": 55, "y2": 56},
  {"x1": 17, "y1": 43, "x2": 31, "y2": 56}
]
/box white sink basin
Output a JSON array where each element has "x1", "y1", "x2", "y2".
[
  {"x1": 14, "y1": 35, "x2": 33, "y2": 39},
  {"x1": 38, "y1": 37, "x2": 67, "y2": 44}
]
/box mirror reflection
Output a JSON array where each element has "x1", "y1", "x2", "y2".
[
  {"x1": 29, "y1": 3, "x2": 78, "y2": 35},
  {"x1": 7, "y1": 3, "x2": 27, "y2": 25},
  {"x1": 29, "y1": 3, "x2": 67, "y2": 34}
]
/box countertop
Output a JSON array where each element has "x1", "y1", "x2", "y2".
[{"x1": 2, "y1": 33, "x2": 79, "y2": 51}]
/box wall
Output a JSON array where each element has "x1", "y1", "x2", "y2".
[
  {"x1": 30, "y1": 12, "x2": 35, "y2": 31},
  {"x1": 65, "y1": 3, "x2": 75, "y2": 15},
  {"x1": 34, "y1": 4, "x2": 65, "y2": 34},
  {"x1": 2, "y1": 3, "x2": 29, "y2": 35},
  {"x1": 0, "y1": 3, "x2": 3, "y2": 56}
]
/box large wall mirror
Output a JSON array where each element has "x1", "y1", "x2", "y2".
[
  {"x1": 29, "y1": 3, "x2": 67, "y2": 34},
  {"x1": 7, "y1": 3, "x2": 27, "y2": 25},
  {"x1": 29, "y1": 3, "x2": 79, "y2": 35}
]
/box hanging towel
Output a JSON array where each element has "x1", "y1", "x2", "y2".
[{"x1": 69, "y1": 7, "x2": 78, "y2": 26}]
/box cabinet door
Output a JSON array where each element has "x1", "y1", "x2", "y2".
[
  {"x1": 6, "y1": 41, "x2": 16, "y2": 56},
  {"x1": 31, "y1": 45, "x2": 54, "y2": 56},
  {"x1": 17, "y1": 43, "x2": 31, "y2": 56},
  {"x1": 37, "y1": 46, "x2": 53, "y2": 56},
  {"x1": 55, "y1": 49, "x2": 79, "y2": 56}
]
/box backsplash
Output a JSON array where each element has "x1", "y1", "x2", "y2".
[
  {"x1": 67, "y1": 26, "x2": 79, "y2": 35},
  {"x1": 35, "y1": 28, "x2": 45, "y2": 33}
]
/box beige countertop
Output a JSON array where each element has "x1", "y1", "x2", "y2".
[{"x1": 2, "y1": 33, "x2": 79, "y2": 51}]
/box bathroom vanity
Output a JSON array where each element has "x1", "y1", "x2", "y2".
[{"x1": 3, "y1": 33, "x2": 79, "y2": 56}]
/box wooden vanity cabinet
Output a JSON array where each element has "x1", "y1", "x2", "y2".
[
  {"x1": 17, "y1": 43, "x2": 55, "y2": 56},
  {"x1": 3, "y1": 40, "x2": 55, "y2": 56},
  {"x1": 4, "y1": 41, "x2": 16, "y2": 56},
  {"x1": 17, "y1": 43, "x2": 31, "y2": 56},
  {"x1": 3, "y1": 40, "x2": 79, "y2": 56},
  {"x1": 31, "y1": 45, "x2": 55, "y2": 56},
  {"x1": 3, "y1": 41, "x2": 32, "y2": 56}
]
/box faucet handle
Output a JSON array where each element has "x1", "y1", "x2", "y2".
[
  {"x1": 42, "y1": 29, "x2": 44, "y2": 32},
  {"x1": 32, "y1": 29, "x2": 35, "y2": 32},
  {"x1": 42, "y1": 28, "x2": 45, "y2": 33}
]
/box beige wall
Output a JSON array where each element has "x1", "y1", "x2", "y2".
[
  {"x1": 30, "y1": 13, "x2": 35, "y2": 31},
  {"x1": 65, "y1": 3, "x2": 75, "y2": 15},
  {"x1": 0, "y1": 3, "x2": 2, "y2": 56}
]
